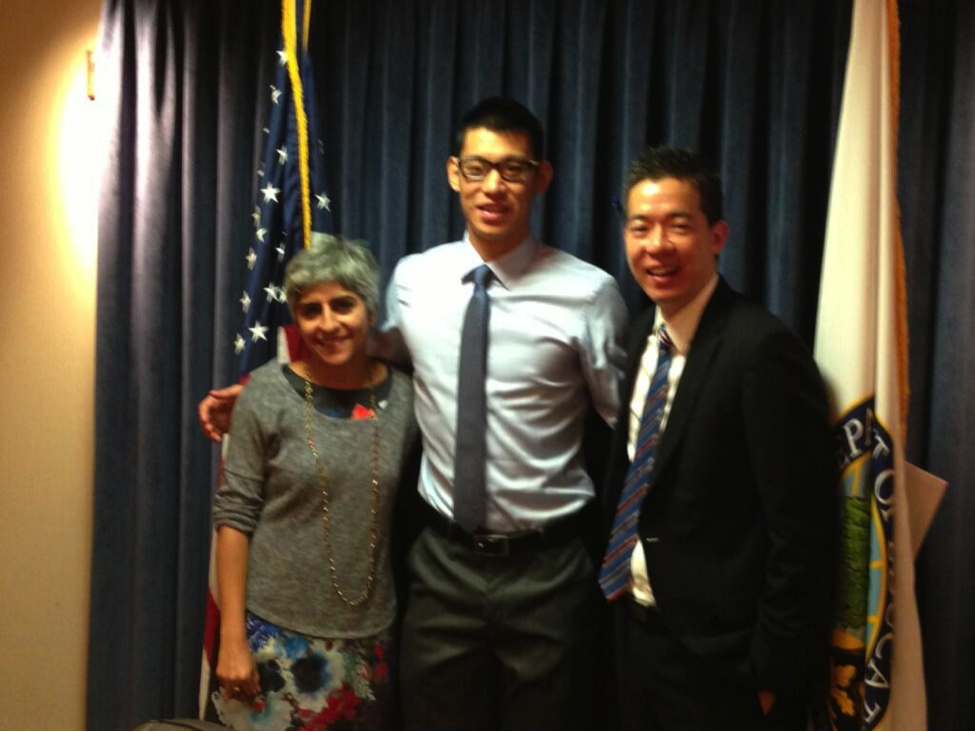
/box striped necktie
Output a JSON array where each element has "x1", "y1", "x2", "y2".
[{"x1": 599, "y1": 324, "x2": 674, "y2": 601}]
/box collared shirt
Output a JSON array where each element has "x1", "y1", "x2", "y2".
[
  {"x1": 376, "y1": 235, "x2": 628, "y2": 531},
  {"x1": 628, "y1": 273, "x2": 719, "y2": 605}
]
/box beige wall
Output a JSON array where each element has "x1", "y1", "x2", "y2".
[{"x1": 0, "y1": 0, "x2": 102, "y2": 728}]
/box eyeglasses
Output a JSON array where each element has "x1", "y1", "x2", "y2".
[{"x1": 455, "y1": 156, "x2": 540, "y2": 183}]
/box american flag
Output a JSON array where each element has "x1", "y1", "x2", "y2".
[
  {"x1": 233, "y1": 0, "x2": 333, "y2": 376},
  {"x1": 200, "y1": 0, "x2": 333, "y2": 717}
]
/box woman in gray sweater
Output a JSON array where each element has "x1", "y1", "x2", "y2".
[{"x1": 211, "y1": 237, "x2": 418, "y2": 730}]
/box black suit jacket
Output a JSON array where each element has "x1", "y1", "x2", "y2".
[{"x1": 602, "y1": 278, "x2": 837, "y2": 695}]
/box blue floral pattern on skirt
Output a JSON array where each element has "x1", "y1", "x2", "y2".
[{"x1": 212, "y1": 613, "x2": 392, "y2": 730}]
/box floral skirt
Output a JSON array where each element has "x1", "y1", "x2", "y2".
[{"x1": 210, "y1": 612, "x2": 392, "y2": 730}]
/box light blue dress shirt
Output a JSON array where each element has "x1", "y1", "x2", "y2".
[{"x1": 376, "y1": 235, "x2": 628, "y2": 531}]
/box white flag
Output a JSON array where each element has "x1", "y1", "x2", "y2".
[{"x1": 813, "y1": 0, "x2": 927, "y2": 728}]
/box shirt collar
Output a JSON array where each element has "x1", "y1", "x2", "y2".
[
  {"x1": 459, "y1": 232, "x2": 537, "y2": 290},
  {"x1": 653, "y1": 273, "x2": 719, "y2": 354}
]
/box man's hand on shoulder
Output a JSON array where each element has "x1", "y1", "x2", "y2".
[{"x1": 199, "y1": 384, "x2": 244, "y2": 442}]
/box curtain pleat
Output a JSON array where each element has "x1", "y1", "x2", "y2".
[{"x1": 901, "y1": 1, "x2": 975, "y2": 727}]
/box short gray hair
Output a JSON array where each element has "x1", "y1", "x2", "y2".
[{"x1": 284, "y1": 234, "x2": 380, "y2": 317}]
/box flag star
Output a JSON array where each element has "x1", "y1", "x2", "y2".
[
  {"x1": 246, "y1": 248, "x2": 257, "y2": 270},
  {"x1": 234, "y1": 334, "x2": 246, "y2": 354},
  {"x1": 256, "y1": 227, "x2": 267, "y2": 243},
  {"x1": 249, "y1": 321, "x2": 269, "y2": 342},
  {"x1": 264, "y1": 284, "x2": 279, "y2": 302},
  {"x1": 315, "y1": 193, "x2": 331, "y2": 210},
  {"x1": 276, "y1": 286, "x2": 287, "y2": 302},
  {"x1": 276, "y1": 243, "x2": 286, "y2": 262},
  {"x1": 262, "y1": 127, "x2": 270, "y2": 135},
  {"x1": 261, "y1": 184, "x2": 280, "y2": 203},
  {"x1": 257, "y1": 167, "x2": 264, "y2": 179},
  {"x1": 277, "y1": 49, "x2": 288, "y2": 66},
  {"x1": 276, "y1": 147, "x2": 288, "y2": 165},
  {"x1": 240, "y1": 291, "x2": 251, "y2": 312},
  {"x1": 270, "y1": 85, "x2": 282, "y2": 104},
  {"x1": 251, "y1": 206, "x2": 261, "y2": 226}
]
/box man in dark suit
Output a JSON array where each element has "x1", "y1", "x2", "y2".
[{"x1": 600, "y1": 146, "x2": 837, "y2": 729}]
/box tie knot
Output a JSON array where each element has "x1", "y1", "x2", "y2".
[
  {"x1": 470, "y1": 264, "x2": 492, "y2": 290},
  {"x1": 657, "y1": 324, "x2": 674, "y2": 352}
]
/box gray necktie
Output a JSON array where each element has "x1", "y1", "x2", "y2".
[{"x1": 453, "y1": 264, "x2": 492, "y2": 532}]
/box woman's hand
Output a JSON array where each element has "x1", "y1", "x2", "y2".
[
  {"x1": 215, "y1": 526, "x2": 258, "y2": 699},
  {"x1": 216, "y1": 635, "x2": 260, "y2": 699}
]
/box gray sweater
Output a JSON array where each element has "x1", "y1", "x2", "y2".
[{"x1": 213, "y1": 361, "x2": 417, "y2": 638}]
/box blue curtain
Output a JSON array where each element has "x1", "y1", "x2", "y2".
[
  {"x1": 309, "y1": 0, "x2": 851, "y2": 336},
  {"x1": 89, "y1": 0, "x2": 276, "y2": 726},
  {"x1": 89, "y1": 0, "x2": 975, "y2": 728},
  {"x1": 900, "y1": 0, "x2": 975, "y2": 726}
]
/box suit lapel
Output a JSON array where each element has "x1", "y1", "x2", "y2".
[{"x1": 646, "y1": 279, "x2": 734, "y2": 488}]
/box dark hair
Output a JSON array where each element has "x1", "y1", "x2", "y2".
[
  {"x1": 622, "y1": 146, "x2": 724, "y2": 224},
  {"x1": 453, "y1": 96, "x2": 546, "y2": 160}
]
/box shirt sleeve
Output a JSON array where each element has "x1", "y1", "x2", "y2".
[
  {"x1": 212, "y1": 380, "x2": 271, "y2": 535},
  {"x1": 581, "y1": 274, "x2": 629, "y2": 426},
  {"x1": 371, "y1": 261, "x2": 413, "y2": 369}
]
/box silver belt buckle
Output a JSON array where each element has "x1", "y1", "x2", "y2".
[{"x1": 472, "y1": 532, "x2": 511, "y2": 557}]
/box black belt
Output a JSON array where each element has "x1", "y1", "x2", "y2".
[{"x1": 421, "y1": 500, "x2": 588, "y2": 557}]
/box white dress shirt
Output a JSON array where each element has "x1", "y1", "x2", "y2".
[
  {"x1": 376, "y1": 235, "x2": 628, "y2": 531},
  {"x1": 628, "y1": 273, "x2": 719, "y2": 605}
]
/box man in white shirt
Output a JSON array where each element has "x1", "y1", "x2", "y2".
[{"x1": 377, "y1": 97, "x2": 627, "y2": 729}]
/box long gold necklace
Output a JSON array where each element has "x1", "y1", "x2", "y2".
[{"x1": 302, "y1": 368, "x2": 381, "y2": 608}]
